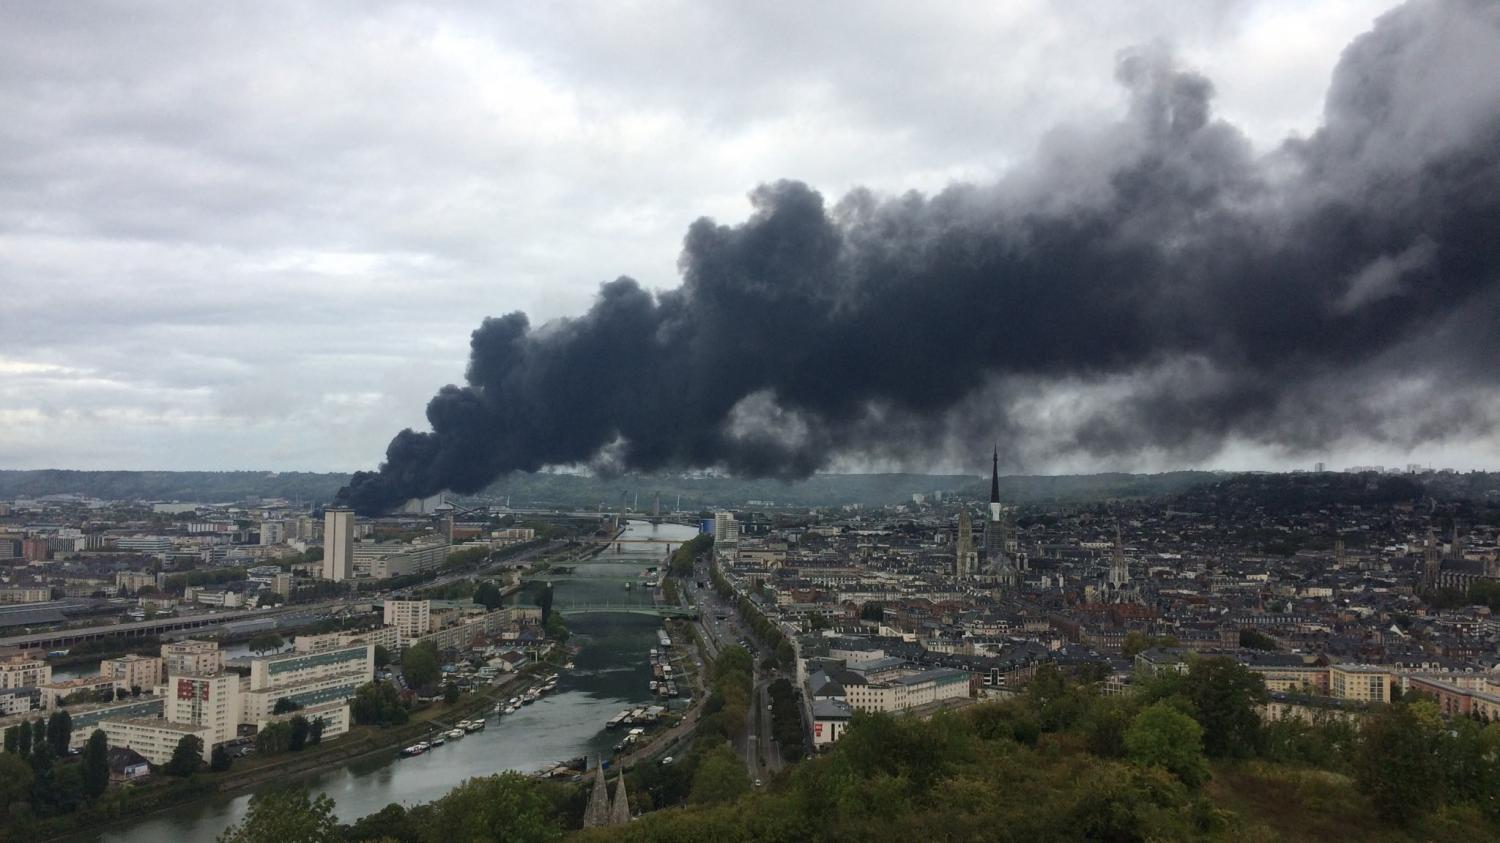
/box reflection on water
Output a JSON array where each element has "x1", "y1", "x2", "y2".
[{"x1": 84, "y1": 521, "x2": 699, "y2": 843}]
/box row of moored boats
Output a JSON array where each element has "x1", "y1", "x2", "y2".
[{"x1": 401, "y1": 674, "x2": 560, "y2": 757}]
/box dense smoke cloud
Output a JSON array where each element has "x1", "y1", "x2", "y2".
[{"x1": 339, "y1": 0, "x2": 1500, "y2": 514}]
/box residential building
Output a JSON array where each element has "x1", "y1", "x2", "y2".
[
  {"x1": 714, "y1": 511, "x2": 739, "y2": 547},
  {"x1": 100, "y1": 654, "x2": 164, "y2": 691},
  {"x1": 161, "y1": 640, "x2": 223, "y2": 677},
  {"x1": 40, "y1": 675, "x2": 122, "y2": 710},
  {"x1": 323, "y1": 506, "x2": 354, "y2": 582},
  {"x1": 0, "y1": 649, "x2": 51, "y2": 689},
  {"x1": 383, "y1": 599, "x2": 431, "y2": 644},
  {"x1": 164, "y1": 672, "x2": 242, "y2": 746},
  {"x1": 354, "y1": 540, "x2": 450, "y2": 579},
  {"x1": 1329, "y1": 664, "x2": 1392, "y2": 704},
  {"x1": 99, "y1": 718, "x2": 213, "y2": 766},
  {"x1": 65, "y1": 697, "x2": 166, "y2": 750},
  {"x1": 114, "y1": 571, "x2": 159, "y2": 593},
  {"x1": 239, "y1": 641, "x2": 371, "y2": 727},
  {"x1": 0, "y1": 587, "x2": 51, "y2": 604},
  {"x1": 837, "y1": 667, "x2": 970, "y2": 713}
]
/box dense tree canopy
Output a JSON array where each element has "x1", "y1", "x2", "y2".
[{"x1": 402, "y1": 641, "x2": 441, "y2": 691}]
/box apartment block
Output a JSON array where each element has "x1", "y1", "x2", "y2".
[
  {"x1": 383, "y1": 599, "x2": 431, "y2": 644},
  {"x1": 0, "y1": 587, "x2": 51, "y2": 604},
  {"x1": 165, "y1": 673, "x2": 242, "y2": 746},
  {"x1": 0, "y1": 649, "x2": 51, "y2": 689},
  {"x1": 66, "y1": 696, "x2": 166, "y2": 750},
  {"x1": 101, "y1": 654, "x2": 164, "y2": 690},
  {"x1": 161, "y1": 640, "x2": 224, "y2": 677},
  {"x1": 99, "y1": 718, "x2": 213, "y2": 766},
  {"x1": 40, "y1": 675, "x2": 122, "y2": 710},
  {"x1": 1329, "y1": 664, "x2": 1392, "y2": 703}
]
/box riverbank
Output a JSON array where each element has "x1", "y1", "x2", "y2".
[{"x1": 43, "y1": 668, "x2": 553, "y2": 842}]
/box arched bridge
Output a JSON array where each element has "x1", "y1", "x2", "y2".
[{"x1": 555, "y1": 603, "x2": 699, "y2": 619}]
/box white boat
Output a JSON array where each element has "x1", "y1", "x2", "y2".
[
  {"x1": 430, "y1": 736, "x2": 446, "y2": 747},
  {"x1": 464, "y1": 719, "x2": 486, "y2": 733},
  {"x1": 446, "y1": 728, "x2": 464, "y2": 739},
  {"x1": 505, "y1": 705, "x2": 518, "y2": 714}
]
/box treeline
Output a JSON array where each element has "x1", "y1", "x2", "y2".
[
  {"x1": 709, "y1": 561, "x2": 794, "y2": 667},
  {"x1": 766, "y1": 677, "x2": 805, "y2": 762},
  {"x1": 162, "y1": 566, "x2": 247, "y2": 592},
  {"x1": 696, "y1": 645, "x2": 753, "y2": 742},
  {"x1": 667, "y1": 534, "x2": 713, "y2": 577},
  {"x1": 211, "y1": 656, "x2": 1500, "y2": 842}
]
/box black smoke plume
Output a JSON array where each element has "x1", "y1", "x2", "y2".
[{"x1": 340, "y1": 0, "x2": 1500, "y2": 514}]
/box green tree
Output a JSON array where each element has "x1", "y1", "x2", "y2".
[
  {"x1": 1124, "y1": 702, "x2": 1210, "y2": 787},
  {"x1": 3, "y1": 725, "x2": 16, "y2": 755},
  {"x1": 289, "y1": 715, "x2": 310, "y2": 752},
  {"x1": 309, "y1": 717, "x2": 325, "y2": 746},
  {"x1": 210, "y1": 743, "x2": 233, "y2": 773},
  {"x1": 1121, "y1": 630, "x2": 1178, "y2": 658},
  {"x1": 166, "y1": 734, "x2": 203, "y2": 776},
  {"x1": 81, "y1": 729, "x2": 109, "y2": 798},
  {"x1": 16, "y1": 717, "x2": 32, "y2": 758},
  {"x1": 443, "y1": 682, "x2": 461, "y2": 705},
  {"x1": 249, "y1": 633, "x2": 286, "y2": 655},
  {"x1": 45, "y1": 709, "x2": 72, "y2": 757},
  {"x1": 422, "y1": 772, "x2": 561, "y2": 843},
  {"x1": 688, "y1": 743, "x2": 751, "y2": 806},
  {"x1": 217, "y1": 787, "x2": 341, "y2": 843},
  {"x1": 374, "y1": 644, "x2": 392, "y2": 668},
  {"x1": 272, "y1": 696, "x2": 303, "y2": 715},
  {"x1": 1355, "y1": 700, "x2": 1445, "y2": 825},
  {"x1": 257, "y1": 721, "x2": 292, "y2": 754},
  {"x1": 402, "y1": 641, "x2": 441, "y2": 690},
  {"x1": 0, "y1": 752, "x2": 33, "y2": 808},
  {"x1": 351, "y1": 681, "x2": 408, "y2": 727},
  {"x1": 1144, "y1": 656, "x2": 1266, "y2": 758},
  {"x1": 544, "y1": 612, "x2": 569, "y2": 644},
  {"x1": 473, "y1": 581, "x2": 503, "y2": 610}
]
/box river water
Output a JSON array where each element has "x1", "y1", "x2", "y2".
[{"x1": 84, "y1": 520, "x2": 699, "y2": 843}]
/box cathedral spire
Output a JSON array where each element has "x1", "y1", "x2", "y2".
[{"x1": 990, "y1": 446, "x2": 1000, "y2": 504}]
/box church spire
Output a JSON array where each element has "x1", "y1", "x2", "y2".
[
  {"x1": 583, "y1": 757, "x2": 611, "y2": 828},
  {"x1": 990, "y1": 446, "x2": 1000, "y2": 504},
  {"x1": 610, "y1": 774, "x2": 631, "y2": 824}
]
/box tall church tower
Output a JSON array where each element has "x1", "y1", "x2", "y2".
[
  {"x1": 1423, "y1": 529, "x2": 1442, "y2": 590},
  {"x1": 1109, "y1": 521, "x2": 1130, "y2": 589},
  {"x1": 984, "y1": 447, "x2": 1017, "y2": 587},
  {"x1": 955, "y1": 509, "x2": 975, "y2": 579}
]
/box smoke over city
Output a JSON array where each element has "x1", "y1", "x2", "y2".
[{"x1": 339, "y1": 0, "x2": 1500, "y2": 514}]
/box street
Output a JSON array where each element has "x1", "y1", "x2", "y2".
[{"x1": 688, "y1": 560, "x2": 783, "y2": 782}]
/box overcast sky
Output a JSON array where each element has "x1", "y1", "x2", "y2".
[{"x1": 10, "y1": 0, "x2": 1491, "y2": 477}]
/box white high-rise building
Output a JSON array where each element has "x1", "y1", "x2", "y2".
[
  {"x1": 164, "y1": 672, "x2": 242, "y2": 747},
  {"x1": 323, "y1": 507, "x2": 354, "y2": 582},
  {"x1": 713, "y1": 511, "x2": 739, "y2": 546},
  {"x1": 259, "y1": 520, "x2": 285, "y2": 546},
  {"x1": 383, "y1": 599, "x2": 432, "y2": 644}
]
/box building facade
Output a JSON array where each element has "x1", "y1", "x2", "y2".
[{"x1": 323, "y1": 507, "x2": 354, "y2": 582}]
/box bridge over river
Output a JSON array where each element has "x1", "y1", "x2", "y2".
[{"x1": 554, "y1": 603, "x2": 699, "y2": 619}]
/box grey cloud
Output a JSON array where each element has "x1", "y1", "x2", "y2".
[{"x1": 341, "y1": 0, "x2": 1500, "y2": 512}]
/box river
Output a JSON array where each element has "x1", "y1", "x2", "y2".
[{"x1": 82, "y1": 519, "x2": 700, "y2": 843}]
